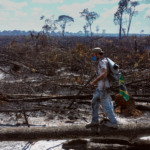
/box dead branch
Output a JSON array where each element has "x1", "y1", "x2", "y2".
[{"x1": 68, "y1": 73, "x2": 96, "y2": 108}]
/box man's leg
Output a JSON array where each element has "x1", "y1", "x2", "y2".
[
  {"x1": 91, "y1": 89, "x2": 101, "y2": 124},
  {"x1": 100, "y1": 90, "x2": 117, "y2": 125}
]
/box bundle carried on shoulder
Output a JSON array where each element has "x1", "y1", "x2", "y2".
[{"x1": 106, "y1": 58, "x2": 121, "y2": 83}]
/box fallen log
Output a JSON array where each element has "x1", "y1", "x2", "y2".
[
  {"x1": 7, "y1": 93, "x2": 150, "y2": 98},
  {"x1": 5, "y1": 94, "x2": 150, "y2": 103},
  {"x1": 0, "y1": 108, "x2": 42, "y2": 113},
  {"x1": 132, "y1": 95, "x2": 150, "y2": 97},
  {"x1": 6, "y1": 95, "x2": 93, "y2": 102},
  {"x1": 126, "y1": 77, "x2": 150, "y2": 86},
  {"x1": 62, "y1": 139, "x2": 129, "y2": 150},
  {"x1": 0, "y1": 123, "x2": 150, "y2": 141},
  {"x1": 0, "y1": 106, "x2": 68, "y2": 113},
  {"x1": 62, "y1": 138, "x2": 150, "y2": 149},
  {"x1": 136, "y1": 105, "x2": 150, "y2": 111},
  {"x1": 133, "y1": 97, "x2": 150, "y2": 103}
]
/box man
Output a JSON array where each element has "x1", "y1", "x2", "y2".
[{"x1": 86, "y1": 47, "x2": 118, "y2": 129}]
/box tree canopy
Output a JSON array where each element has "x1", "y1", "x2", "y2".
[
  {"x1": 80, "y1": 8, "x2": 99, "y2": 37},
  {"x1": 56, "y1": 15, "x2": 74, "y2": 36},
  {"x1": 114, "y1": 0, "x2": 130, "y2": 39}
]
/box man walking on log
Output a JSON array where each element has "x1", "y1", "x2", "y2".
[{"x1": 86, "y1": 47, "x2": 118, "y2": 129}]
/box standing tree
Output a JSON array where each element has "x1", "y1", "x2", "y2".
[
  {"x1": 80, "y1": 8, "x2": 99, "y2": 37},
  {"x1": 140, "y1": 29, "x2": 144, "y2": 38},
  {"x1": 114, "y1": 0, "x2": 130, "y2": 39},
  {"x1": 147, "y1": 15, "x2": 150, "y2": 33},
  {"x1": 40, "y1": 15, "x2": 57, "y2": 36},
  {"x1": 56, "y1": 15, "x2": 74, "y2": 36},
  {"x1": 122, "y1": 28, "x2": 126, "y2": 37},
  {"x1": 102, "y1": 29, "x2": 106, "y2": 37},
  {"x1": 96, "y1": 25, "x2": 100, "y2": 36},
  {"x1": 126, "y1": 1, "x2": 139, "y2": 37},
  {"x1": 83, "y1": 24, "x2": 89, "y2": 36}
]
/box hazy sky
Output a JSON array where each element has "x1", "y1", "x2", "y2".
[{"x1": 0, "y1": 0, "x2": 150, "y2": 34}]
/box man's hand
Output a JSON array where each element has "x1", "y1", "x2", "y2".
[
  {"x1": 90, "y1": 80, "x2": 96, "y2": 87},
  {"x1": 90, "y1": 69, "x2": 107, "y2": 88}
]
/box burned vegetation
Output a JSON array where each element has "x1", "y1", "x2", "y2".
[{"x1": 0, "y1": 34, "x2": 150, "y2": 149}]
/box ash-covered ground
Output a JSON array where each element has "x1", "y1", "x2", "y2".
[{"x1": 0, "y1": 69, "x2": 150, "y2": 150}]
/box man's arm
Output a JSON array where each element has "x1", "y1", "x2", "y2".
[{"x1": 90, "y1": 68, "x2": 107, "y2": 86}]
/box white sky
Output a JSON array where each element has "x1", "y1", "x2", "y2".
[{"x1": 0, "y1": 0, "x2": 150, "y2": 34}]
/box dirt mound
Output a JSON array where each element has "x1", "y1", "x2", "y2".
[{"x1": 114, "y1": 94, "x2": 142, "y2": 117}]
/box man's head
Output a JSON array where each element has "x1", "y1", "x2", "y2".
[{"x1": 91, "y1": 47, "x2": 104, "y2": 61}]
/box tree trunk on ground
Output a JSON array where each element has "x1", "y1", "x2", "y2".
[
  {"x1": 0, "y1": 123, "x2": 150, "y2": 141},
  {"x1": 4, "y1": 94, "x2": 150, "y2": 103},
  {"x1": 62, "y1": 138, "x2": 150, "y2": 150}
]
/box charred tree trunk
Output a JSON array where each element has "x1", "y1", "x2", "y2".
[{"x1": 0, "y1": 123, "x2": 150, "y2": 141}]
